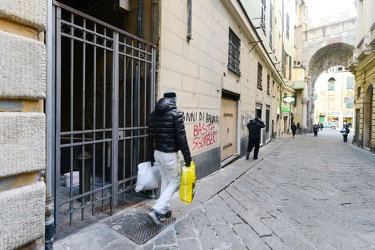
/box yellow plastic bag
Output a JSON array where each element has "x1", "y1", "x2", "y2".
[{"x1": 180, "y1": 161, "x2": 196, "y2": 204}]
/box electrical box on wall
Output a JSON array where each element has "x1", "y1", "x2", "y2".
[{"x1": 115, "y1": 0, "x2": 130, "y2": 13}]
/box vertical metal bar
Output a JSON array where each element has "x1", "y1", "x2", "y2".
[
  {"x1": 102, "y1": 28, "x2": 107, "y2": 210},
  {"x1": 130, "y1": 39, "x2": 134, "y2": 177},
  {"x1": 150, "y1": 47, "x2": 156, "y2": 114},
  {"x1": 121, "y1": 38, "x2": 126, "y2": 199},
  {"x1": 69, "y1": 11, "x2": 75, "y2": 227},
  {"x1": 134, "y1": 47, "x2": 139, "y2": 170},
  {"x1": 112, "y1": 32, "x2": 120, "y2": 206},
  {"x1": 54, "y1": 4, "x2": 62, "y2": 234},
  {"x1": 142, "y1": 47, "x2": 146, "y2": 160},
  {"x1": 135, "y1": 1, "x2": 143, "y2": 177},
  {"x1": 149, "y1": 48, "x2": 156, "y2": 197},
  {"x1": 122, "y1": 37, "x2": 127, "y2": 200},
  {"x1": 92, "y1": 23, "x2": 97, "y2": 215},
  {"x1": 81, "y1": 18, "x2": 87, "y2": 217}
]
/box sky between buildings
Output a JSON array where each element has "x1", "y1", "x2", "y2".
[{"x1": 305, "y1": 0, "x2": 357, "y2": 26}]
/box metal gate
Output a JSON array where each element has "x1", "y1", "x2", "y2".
[{"x1": 53, "y1": 2, "x2": 156, "y2": 231}]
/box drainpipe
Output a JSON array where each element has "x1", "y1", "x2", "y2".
[
  {"x1": 137, "y1": 0, "x2": 143, "y2": 38},
  {"x1": 45, "y1": 0, "x2": 55, "y2": 249}
]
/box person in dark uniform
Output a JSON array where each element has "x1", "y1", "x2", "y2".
[{"x1": 246, "y1": 117, "x2": 265, "y2": 160}]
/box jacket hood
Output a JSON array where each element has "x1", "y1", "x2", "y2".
[
  {"x1": 155, "y1": 97, "x2": 177, "y2": 114},
  {"x1": 249, "y1": 119, "x2": 258, "y2": 125}
]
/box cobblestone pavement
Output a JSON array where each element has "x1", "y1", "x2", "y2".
[{"x1": 54, "y1": 130, "x2": 375, "y2": 250}]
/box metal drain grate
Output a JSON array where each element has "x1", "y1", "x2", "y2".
[{"x1": 103, "y1": 205, "x2": 176, "y2": 244}]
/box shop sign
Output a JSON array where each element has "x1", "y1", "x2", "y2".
[
  {"x1": 283, "y1": 96, "x2": 295, "y2": 103},
  {"x1": 327, "y1": 111, "x2": 340, "y2": 115}
]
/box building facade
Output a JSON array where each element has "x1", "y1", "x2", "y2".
[
  {"x1": 0, "y1": 0, "x2": 305, "y2": 248},
  {"x1": 349, "y1": 0, "x2": 375, "y2": 152},
  {"x1": 158, "y1": 0, "x2": 303, "y2": 177},
  {"x1": 314, "y1": 66, "x2": 355, "y2": 127}
]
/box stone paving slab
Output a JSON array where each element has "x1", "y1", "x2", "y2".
[{"x1": 54, "y1": 131, "x2": 375, "y2": 250}]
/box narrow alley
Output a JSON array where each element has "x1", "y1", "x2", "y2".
[{"x1": 55, "y1": 130, "x2": 375, "y2": 249}]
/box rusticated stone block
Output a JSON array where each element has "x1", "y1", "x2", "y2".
[
  {"x1": 0, "y1": 31, "x2": 46, "y2": 99},
  {"x1": 0, "y1": 112, "x2": 45, "y2": 177},
  {"x1": 0, "y1": 182, "x2": 45, "y2": 250},
  {"x1": 0, "y1": 0, "x2": 46, "y2": 31}
]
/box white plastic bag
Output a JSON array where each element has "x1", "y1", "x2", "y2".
[{"x1": 135, "y1": 161, "x2": 160, "y2": 192}]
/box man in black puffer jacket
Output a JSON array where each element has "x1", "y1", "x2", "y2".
[
  {"x1": 147, "y1": 90, "x2": 191, "y2": 225},
  {"x1": 246, "y1": 117, "x2": 265, "y2": 160}
]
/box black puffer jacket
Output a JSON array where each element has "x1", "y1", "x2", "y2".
[
  {"x1": 247, "y1": 119, "x2": 265, "y2": 139},
  {"x1": 148, "y1": 97, "x2": 191, "y2": 165}
]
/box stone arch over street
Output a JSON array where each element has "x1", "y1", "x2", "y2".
[
  {"x1": 301, "y1": 18, "x2": 356, "y2": 128},
  {"x1": 307, "y1": 42, "x2": 355, "y2": 127}
]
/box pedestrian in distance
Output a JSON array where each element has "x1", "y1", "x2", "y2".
[
  {"x1": 291, "y1": 122, "x2": 297, "y2": 138},
  {"x1": 313, "y1": 123, "x2": 319, "y2": 137},
  {"x1": 320, "y1": 122, "x2": 323, "y2": 131},
  {"x1": 246, "y1": 117, "x2": 265, "y2": 160},
  {"x1": 340, "y1": 125, "x2": 350, "y2": 142},
  {"x1": 297, "y1": 122, "x2": 302, "y2": 135},
  {"x1": 147, "y1": 90, "x2": 192, "y2": 226}
]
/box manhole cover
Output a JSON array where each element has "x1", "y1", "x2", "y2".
[{"x1": 103, "y1": 205, "x2": 176, "y2": 244}]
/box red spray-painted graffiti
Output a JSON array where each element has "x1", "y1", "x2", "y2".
[
  {"x1": 183, "y1": 112, "x2": 219, "y2": 150},
  {"x1": 192, "y1": 123, "x2": 217, "y2": 150}
]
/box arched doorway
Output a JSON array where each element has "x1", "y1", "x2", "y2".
[{"x1": 364, "y1": 85, "x2": 373, "y2": 148}]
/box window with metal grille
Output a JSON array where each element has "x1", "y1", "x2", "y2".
[
  {"x1": 257, "y1": 63, "x2": 263, "y2": 90},
  {"x1": 267, "y1": 74, "x2": 270, "y2": 95},
  {"x1": 228, "y1": 29, "x2": 241, "y2": 75}
]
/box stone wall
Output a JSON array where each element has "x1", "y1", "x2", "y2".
[{"x1": 0, "y1": 0, "x2": 47, "y2": 249}]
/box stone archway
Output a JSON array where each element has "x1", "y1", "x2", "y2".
[
  {"x1": 364, "y1": 85, "x2": 373, "y2": 148},
  {"x1": 307, "y1": 42, "x2": 354, "y2": 129}
]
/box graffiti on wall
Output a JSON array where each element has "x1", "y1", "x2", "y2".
[{"x1": 183, "y1": 112, "x2": 219, "y2": 150}]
